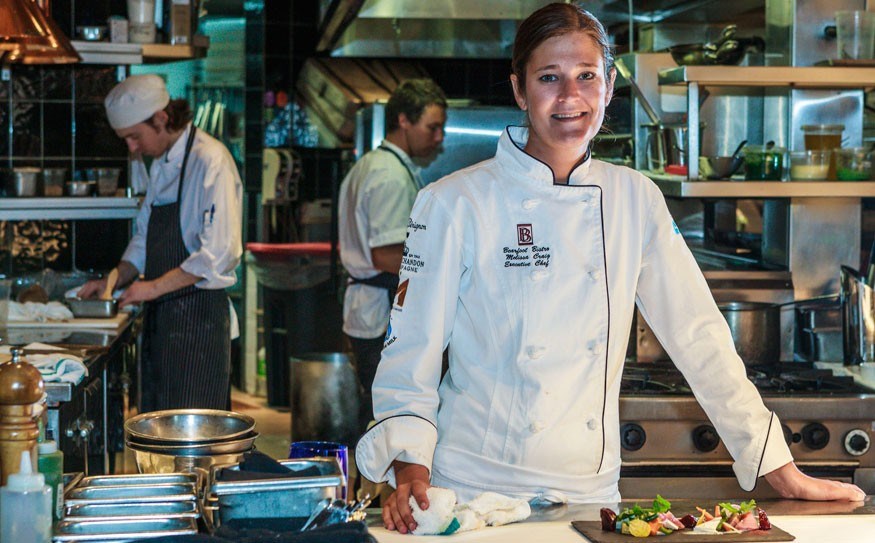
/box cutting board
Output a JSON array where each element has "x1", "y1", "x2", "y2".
[
  {"x1": 6, "y1": 311, "x2": 129, "y2": 329},
  {"x1": 571, "y1": 521, "x2": 795, "y2": 542}
]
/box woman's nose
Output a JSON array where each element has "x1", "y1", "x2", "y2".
[{"x1": 559, "y1": 78, "x2": 579, "y2": 101}]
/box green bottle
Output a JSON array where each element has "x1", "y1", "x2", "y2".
[{"x1": 37, "y1": 439, "x2": 64, "y2": 521}]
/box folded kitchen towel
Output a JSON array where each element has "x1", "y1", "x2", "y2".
[
  {"x1": 27, "y1": 353, "x2": 88, "y2": 384},
  {"x1": 8, "y1": 301, "x2": 73, "y2": 322},
  {"x1": 407, "y1": 487, "x2": 531, "y2": 535}
]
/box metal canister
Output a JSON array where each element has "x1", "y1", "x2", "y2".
[
  {"x1": 290, "y1": 353, "x2": 361, "y2": 447},
  {"x1": 841, "y1": 265, "x2": 875, "y2": 365}
]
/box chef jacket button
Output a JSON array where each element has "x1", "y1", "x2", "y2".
[
  {"x1": 587, "y1": 269, "x2": 601, "y2": 282},
  {"x1": 530, "y1": 270, "x2": 547, "y2": 281},
  {"x1": 587, "y1": 418, "x2": 598, "y2": 431},
  {"x1": 588, "y1": 342, "x2": 604, "y2": 356},
  {"x1": 526, "y1": 346, "x2": 545, "y2": 359},
  {"x1": 522, "y1": 198, "x2": 539, "y2": 210},
  {"x1": 530, "y1": 421, "x2": 546, "y2": 433}
]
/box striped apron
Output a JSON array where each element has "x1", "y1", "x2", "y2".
[{"x1": 140, "y1": 126, "x2": 231, "y2": 412}]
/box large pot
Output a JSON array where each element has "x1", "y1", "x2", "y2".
[
  {"x1": 718, "y1": 301, "x2": 781, "y2": 366},
  {"x1": 290, "y1": 352, "x2": 361, "y2": 447}
]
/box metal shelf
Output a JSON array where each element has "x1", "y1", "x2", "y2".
[
  {"x1": 0, "y1": 197, "x2": 140, "y2": 220},
  {"x1": 658, "y1": 66, "x2": 875, "y2": 88},
  {"x1": 649, "y1": 176, "x2": 875, "y2": 198}
]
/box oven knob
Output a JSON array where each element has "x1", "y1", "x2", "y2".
[
  {"x1": 692, "y1": 424, "x2": 720, "y2": 452},
  {"x1": 621, "y1": 423, "x2": 646, "y2": 451},
  {"x1": 782, "y1": 424, "x2": 793, "y2": 446},
  {"x1": 844, "y1": 429, "x2": 871, "y2": 456},
  {"x1": 801, "y1": 423, "x2": 830, "y2": 450}
]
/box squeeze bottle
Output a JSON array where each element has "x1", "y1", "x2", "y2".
[{"x1": 0, "y1": 450, "x2": 52, "y2": 543}]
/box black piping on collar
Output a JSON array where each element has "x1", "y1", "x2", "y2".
[{"x1": 504, "y1": 125, "x2": 593, "y2": 186}]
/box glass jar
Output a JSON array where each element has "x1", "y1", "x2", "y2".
[
  {"x1": 743, "y1": 145, "x2": 787, "y2": 181},
  {"x1": 835, "y1": 147, "x2": 873, "y2": 181},
  {"x1": 789, "y1": 150, "x2": 830, "y2": 180},
  {"x1": 802, "y1": 124, "x2": 844, "y2": 179}
]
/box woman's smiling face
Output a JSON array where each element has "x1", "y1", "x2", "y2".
[{"x1": 511, "y1": 30, "x2": 615, "y2": 162}]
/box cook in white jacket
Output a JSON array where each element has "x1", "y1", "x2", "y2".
[{"x1": 356, "y1": 3, "x2": 867, "y2": 534}]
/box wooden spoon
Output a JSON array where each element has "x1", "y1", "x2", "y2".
[{"x1": 102, "y1": 268, "x2": 118, "y2": 301}]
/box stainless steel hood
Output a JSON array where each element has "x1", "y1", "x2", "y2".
[
  {"x1": 316, "y1": 0, "x2": 767, "y2": 58},
  {"x1": 0, "y1": 0, "x2": 80, "y2": 64}
]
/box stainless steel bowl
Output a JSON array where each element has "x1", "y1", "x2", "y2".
[
  {"x1": 124, "y1": 409, "x2": 257, "y2": 444},
  {"x1": 125, "y1": 432, "x2": 258, "y2": 455},
  {"x1": 699, "y1": 155, "x2": 744, "y2": 180},
  {"x1": 127, "y1": 447, "x2": 249, "y2": 475},
  {"x1": 66, "y1": 181, "x2": 95, "y2": 197}
]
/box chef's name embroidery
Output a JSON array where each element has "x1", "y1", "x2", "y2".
[
  {"x1": 503, "y1": 246, "x2": 531, "y2": 268},
  {"x1": 408, "y1": 218, "x2": 428, "y2": 232},
  {"x1": 532, "y1": 245, "x2": 551, "y2": 268},
  {"x1": 401, "y1": 251, "x2": 425, "y2": 274}
]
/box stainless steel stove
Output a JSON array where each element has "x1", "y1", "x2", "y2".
[{"x1": 618, "y1": 361, "x2": 875, "y2": 499}]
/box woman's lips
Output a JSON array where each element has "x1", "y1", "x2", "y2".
[{"x1": 552, "y1": 111, "x2": 586, "y2": 121}]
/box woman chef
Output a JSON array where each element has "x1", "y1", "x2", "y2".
[
  {"x1": 354, "y1": 3, "x2": 867, "y2": 534},
  {"x1": 79, "y1": 74, "x2": 243, "y2": 412}
]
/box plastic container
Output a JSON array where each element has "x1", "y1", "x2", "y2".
[
  {"x1": 789, "y1": 150, "x2": 830, "y2": 180},
  {"x1": 835, "y1": 147, "x2": 873, "y2": 181},
  {"x1": 742, "y1": 145, "x2": 786, "y2": 180},
  {"x1": 0, "y1": 451, "x2": 52, "y2": 543},
  {"x1": 38, "y1": 440, "x2": 64, "y2": 521},
  {"x1": 802, "y1": 124, "x2": 844, "y2": 179}
]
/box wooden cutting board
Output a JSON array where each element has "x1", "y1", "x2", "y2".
[
  {"x1": 6, "y1": 312, "x2": 129, "y2": 329},
  {"x1": 571, "y1": 521, "x2": 795, "y2": 542}
]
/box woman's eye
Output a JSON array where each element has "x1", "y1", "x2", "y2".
[
  {"x1": 538, "y1": 74, "x2": 558, "y2": 82},
  {"x1": 578, "y1": 71, "x2": 596, "y2": 80}
]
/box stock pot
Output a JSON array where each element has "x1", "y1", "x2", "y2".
[{"x1": 718, "y1": 301, "x2": 780, "y2": 366}]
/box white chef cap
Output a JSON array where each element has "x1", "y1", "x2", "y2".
[{"x1": 104, "y1": 74, "x2": 170, "y2": 130}]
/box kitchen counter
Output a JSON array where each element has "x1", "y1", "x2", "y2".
[{"x1": 368, "y1": 498, "x2": 874, "y2": 542}]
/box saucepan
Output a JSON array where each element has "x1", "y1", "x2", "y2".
[
  {"x1": 66, "y1": 298, "x2": 118, "y2": 318},
  {"x1": 719, "y1": 295, "x2": 838, "y2": 366}
]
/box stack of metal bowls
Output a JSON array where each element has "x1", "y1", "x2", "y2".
[{"x1": 125, "y1": 409, "x2": 258, "y2": 475}]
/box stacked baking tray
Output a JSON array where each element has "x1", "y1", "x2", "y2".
[
  {"x1": 55, "y1": 473, "x2": 200, "y2": 542},
  {"x1": 203, "y1": 457, "x2": 344, "y2": 531}
]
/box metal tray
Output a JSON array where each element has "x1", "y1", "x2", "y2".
[
  {"x1": 204, "y1": 458, "x2": 343, "y2": 529},
  {"x1": 76, "y1": 473, "x2": 198, "y2": 488},
  {"x1": 65, "y1": 483, "x2": 197, "y2": 506},
  {"x1": 64, "y1": 500, "x2": 200, "y2": 521},
  {"x1": 67, "y1": 298, "x2": 118, "y2": 318},
  {"x1": 53, "y1": 517, "x2": 198, "y2": 542}
]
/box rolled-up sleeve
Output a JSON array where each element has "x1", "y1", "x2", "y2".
[
  {"x1": 355, "y1": 188, "x2": 465, "y2": 486},
  {"x1": 179, "y1": 155, "x2": 243, "y2": 289},
  {"x1": 635, "y1": 188, "x2": 793, "y2": 491}
]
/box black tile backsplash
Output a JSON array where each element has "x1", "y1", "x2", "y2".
[
  {"x1": 75, "y1": 66, "x2": 118, "y2": 104},
  {"x1": 43, "y1": 103, "x2": 74, "y2": 157},
  {"x1": 44, "y1": 66, "x2": 74, "y2": 101},
  {"x1": 12, "y1": 102, "x2": 41, "y2": 157}
]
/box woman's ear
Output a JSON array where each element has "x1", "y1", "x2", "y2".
[
  {"x1": 605, "y1": 67, "x2": 617, "y2": 107},
  {"x1": 510, "y1": 74, "x2": 527, "y2": 111}
]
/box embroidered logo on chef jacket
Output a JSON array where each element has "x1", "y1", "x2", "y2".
[
  {"x1": 400, "y1": 251, "x2": 425, "y2": 274},
  {"x1": 384, "y1": 319, "x2": 396, "y2": 347},
  {"x1": 395, "y1": 279, "x2": 409, "y2": 308},
  {"x1": 517, "y1": 224, "x2": 533, "y2": 245}
]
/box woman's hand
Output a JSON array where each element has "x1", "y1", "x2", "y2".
[
  {"x1": 382, "y1": 461, "x2": 431, "y2": 534},
  {"x1": 765, "y1": 461, "x2": 866, "y2": 501}
]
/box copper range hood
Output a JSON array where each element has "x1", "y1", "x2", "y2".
[{"x1": 0, "y1": 0, "x2": 80, "y2": 64}]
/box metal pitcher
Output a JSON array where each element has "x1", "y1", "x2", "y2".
[
  {"x1": 840, "y1": 266, "x2": 875, "y2": 365},
  {"x1": 290, "y1": 353, "x2": 361, "y2": 447}
]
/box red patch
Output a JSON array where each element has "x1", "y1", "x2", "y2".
[{"x1": 517, "y1": 224, "x2": 533, "y2": 245}]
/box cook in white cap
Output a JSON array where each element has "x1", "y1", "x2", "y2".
[{"x1": 79, "y1": 74, "x2": 243, "y2": 411}]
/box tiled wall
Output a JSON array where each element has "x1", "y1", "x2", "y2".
[{"x1": 0, "y1": 63, "x2": 132, "y2": 277}]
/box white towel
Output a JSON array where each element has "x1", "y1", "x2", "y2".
[
  {"x1": 407, "y1": 487, "x2": 531, "y2": 535},
  {"x1": 8, "y1": 301, "x2": 74, "y2": 322},
  {"x1": 27, "y1": 353, "x2": 88, "y2": 384}
]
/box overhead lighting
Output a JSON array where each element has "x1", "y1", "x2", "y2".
[{"x1": 0, "y1": 0, "x2": 80, "y2": 64}]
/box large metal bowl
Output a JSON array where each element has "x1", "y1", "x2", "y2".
[
  {"x1": 124, "y1": 409, "x2": 256, "y2": 445},
  {"x1": 125, "y1": 432, "x2": 258, "y2": 455},
  {"x1": 128, "y1": 447, "x2": 249, "y2": 475}
]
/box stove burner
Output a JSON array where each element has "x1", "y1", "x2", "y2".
[{"x1": 621, "y1": 362, "x2": 873, "y2": 396}]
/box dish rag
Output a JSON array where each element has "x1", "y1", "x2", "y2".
[
  {"x1": 409, "y1": 487, "x2": 531, "y2": 535},
  {"x1": 27, "y1": 353, "x2": 88, "y2": 384},
  {"x1": 8, "y1": 301, "x2": 73, "y2": 322}
]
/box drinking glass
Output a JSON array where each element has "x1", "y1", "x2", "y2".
[
  {"x1": 837, "y1": 11, "x2": 875, "y2": 60},
  {"x1": 289, "y1": 441, "x2": 348, "y2": 499}
]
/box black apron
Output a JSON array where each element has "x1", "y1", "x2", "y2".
[
  {"x1": 140, "y1": 126, "x2": 231, "y2": 412},
  {"x1": 346, "y1": 145, "x2": 418, "y2": 305}
]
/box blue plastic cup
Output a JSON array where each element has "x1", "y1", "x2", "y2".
[{"x1": 289, "y1": 441, "x2": 348, "y2": 499}]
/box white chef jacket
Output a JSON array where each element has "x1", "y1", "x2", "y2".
[
  {"x1": 122, "y1": 123, "x2": 243, "y2": 291},
  {"x1": 338, "y1": 140, "x2": 423, "y2": 339},
  {"x1": 355, "y1": 126, "x2": 793, "y2": 504}
]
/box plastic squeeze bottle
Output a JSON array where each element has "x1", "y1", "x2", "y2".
[
  {"x1": 0, "y1": 450, "x2": 52, "y2": 543},
  {"x1": 37, "y1": 437, "x2": 64, "y2": 521}
]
